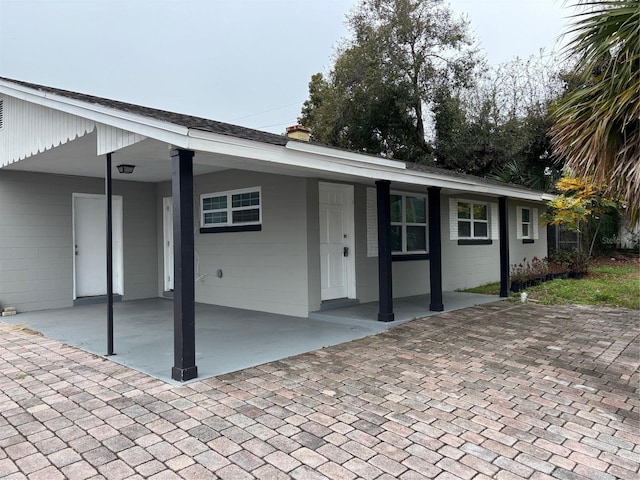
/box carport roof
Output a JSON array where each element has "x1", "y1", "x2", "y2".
[{"x1": 0, "y1": 76, "x2": 553, "y2": 201}]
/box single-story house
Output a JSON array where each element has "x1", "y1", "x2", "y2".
[{"x1": 0, "y1": 77, "x2": 552, "y2": 380}]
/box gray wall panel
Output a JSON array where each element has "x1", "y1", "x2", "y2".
[
  {"x1": 442, "y1": 194, "x2": 548, "y2": 290},
  {"x1": 156, "y1": 170, "x2": 312, "y2": 317},
  {"x1": 0, "y1": 170, "x2": 157, "y2": 312},
  {"x1": 509, "y1": 200, "x2": 548, "y2": 267},
  {"x1": 305, "y1": 179, "x2": 321, "y2": 312},
  {"x1": 354, "y1": 184, "x2": 431, "y2": 303}
]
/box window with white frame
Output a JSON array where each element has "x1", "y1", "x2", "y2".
[
  {"x1": 390, "y1": 193, "x2": 427, "y2": 253},
  {"x1": 517, "y1": 206, "x2": 539, "y2": 240},
  {"x1": 201, "y1": 187, "x2": 261, "y2": 228},
  {"x1": 457, "y1": 201, "x2": 489, "y2": 239},
  {"x1": 521, "y1": 207, "x2": 531, "y2": 238}
]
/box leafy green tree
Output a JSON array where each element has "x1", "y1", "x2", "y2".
[
  {"x1": 550, "y1": 0, "x2": 640, "y2": 223},
  {"x1": 300, "y1": 0, "x2": 478, "y2": 162},
  {"x1": 434, "y1": 53, "x2": 566, "y2": 184},
  {"x1": 300, "y1": 1, "x2": 572, "y2": 191},
  {"x1": 543, "y1": 174, "x2": 620, "y2": 257}
]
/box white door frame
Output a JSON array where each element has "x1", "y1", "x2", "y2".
[
  {"x1": 163, "y1": 197, "x2": 174, "y2": 292},
  {"x1": 319, "y1": 182, "x2": 356, "y2": 300},
  {"x1": 72, "y1": 193, "x2": 124, "y2": 299}
]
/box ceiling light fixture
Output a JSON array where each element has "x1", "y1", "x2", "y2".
[{"x1": 116, "y1": 164, "x2": 135, "y2": 174}]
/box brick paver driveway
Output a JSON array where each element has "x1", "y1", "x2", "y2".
[{"x1": 0, "y1": 301, "x2": 638, "y2": 480}]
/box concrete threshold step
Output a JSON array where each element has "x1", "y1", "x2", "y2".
[{"x1": 319, "y1": 298, "x2": 360, "y2": 311}]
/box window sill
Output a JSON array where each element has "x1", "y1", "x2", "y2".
[
  {"x1": 457, "y1": 239, "x2": 493, "y2": 245},
  {"x1": 392, "y1": 253, "x2": 430, "y2": 262},
  {"x1": 200, "y1": 224, "x2": 262, "y2": 234},
  {"x1": 522, "y1": 239, "x2": 534, "y2": 244}
]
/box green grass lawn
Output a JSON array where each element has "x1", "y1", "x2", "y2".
[{"x1": 463, "y1": 265, "x2": 640, "y2": 309}]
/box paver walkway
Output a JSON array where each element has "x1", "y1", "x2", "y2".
[{"x1": 0, "y1": 301, "x2": 638, "y2": 479}]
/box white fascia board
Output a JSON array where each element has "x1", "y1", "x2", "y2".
[
  {"x1": 187, "y1": 129, "x2": 406, "y2": 172},
  {"x1": 283, "y1": 137, "x2": 548, "y2": 201},
  {"x1": 0, "y1": 81, "x2": 190, "y2": 148},
  {"x1": 186, "y1": 128, "x2": 413, "y2": 176},
  {"x1": 187, "y1": 129, "x2": 549, "y2": 202},
  {"x1": 400, "y1": 174, "x2": 548, "y2": 200},
  {"x1": 404, "y1": 169, "x2": 552, "y2": 202},
  {"x1": 285, "y1": 141, "x2": 406, "y2": 170}
]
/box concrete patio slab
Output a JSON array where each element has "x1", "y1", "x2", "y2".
[
  {"x1": 2, "y1": 299, "x2": 382, "y2": 385},
  {"x1": 4, "y1": 292, "x2": 499, "y2": 385},
  {"x1": 311, "y1": 291, "x2": 500, "y2": 324}
]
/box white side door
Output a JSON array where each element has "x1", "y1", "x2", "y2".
[
  {"x1": 163, "y1": 197, "x2": 174, "y2": 291},
  {"x1": 319, "y1": 183, "x2": 355, "y2": 300},
  {"x1": 73, "y1": 194, "x2": 123, "y2": 298}
]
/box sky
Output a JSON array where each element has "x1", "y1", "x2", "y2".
[{"x1": 0, "y1": 0, "x2": 569, "y2": 134}]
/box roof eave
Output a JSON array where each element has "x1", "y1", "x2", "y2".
[{"x1": 0, "y1": 80, "x2": 190, "y2": 148}]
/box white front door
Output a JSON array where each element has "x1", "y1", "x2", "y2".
[
  {"x1": 163, "y1": 197, "x2": 174, "y2": 291},
  {"x1": 73, "y1": 194, "x2": 123, "y2": 298},
  {"x1": 319, "y1": 183, "x2": 355, "y2": 300}
]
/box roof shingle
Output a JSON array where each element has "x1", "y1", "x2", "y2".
[{"x1": 0, "y1": 76, "x2": 289, "y2": 146}]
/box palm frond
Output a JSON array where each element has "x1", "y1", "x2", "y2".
[{"x1": 551, "y1": 0, "x2": 640, "y2": 223}]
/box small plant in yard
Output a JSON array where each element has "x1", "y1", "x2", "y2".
[
  {"x1": 567, "y1": 248, "x2": 590, "y2": 278},
  {"x1": 547, "y1": 260, "x2": 568, "y2": 278},
  {"x1": 530, "y1": 256, "x2": 548, "y2": 282},
  {"x1": 510, "y1": 259, "x2": 530, "y2": 292},
  {"x1": 510, "y1": 261, "x2": 527, "y2": 283},
  {"x1": 549, "y1": 250, "x2": 573, "y2": 278},
  {"x1": 510, "y1": 257, "x2": 552, "y2": 291}
]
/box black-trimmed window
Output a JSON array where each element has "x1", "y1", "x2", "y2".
[
  {"x1": 201, "y1": 187, "x2": 261, "y2": 228},
  {"x1": 390, "y1": 193, "x2": 427, "y2": 253},
  {"x1": 457, "y1": 201, "x2": 489, "y2": 239}
]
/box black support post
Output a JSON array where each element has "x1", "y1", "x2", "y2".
[
  {"x1": 171, "y1": 149, "x2": 198, "y2": 382},
  {"x1": 499, "y1": 196, "x2": 510, "y2": 297},
  {"x1": 376, "y1": 180, "x2": 394, "y2": 322},
  {"x1": 105, "y1": 152, "x2": 115, "y2": 356},
  {"x1": 428, "y1": 187, "x2": 444, "y2": 311}
]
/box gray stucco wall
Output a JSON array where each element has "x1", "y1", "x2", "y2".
[
  {"x1": 149, "y1": 170, "x2": 548, "y2": 316},
  {"x1": 0, "y1": 170, "x2": 158, "y2": 312},
  {"x1": 442, "y1": 193, "x2": 500, "y2": 290},
  {"x1": 442, "y1": 193, "x2": 548, "y2": 290},
  {"x1": 305, "y1": 179, "x2": 321, "y2": 312},
  {"x1": 157, "y1": 170, "x2": 314, "y2": 318},
  {"x1": 509, "y1": 200, "x2": 548, "y2": 266},
  {"x1": 354, "y1": 184, "x2": 430, "y2": 303}
]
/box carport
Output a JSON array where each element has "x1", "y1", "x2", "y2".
[{"x1": 2, "y1": 78, "x2": 550, "y2": 384}]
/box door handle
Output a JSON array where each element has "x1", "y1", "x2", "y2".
[{"x1": 343, "y1": 246, "x2": 349, "y2": 257}]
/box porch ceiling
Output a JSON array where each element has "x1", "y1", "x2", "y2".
[{"x1": 2, "y1": 131, "x2": 225, "y2": 183}]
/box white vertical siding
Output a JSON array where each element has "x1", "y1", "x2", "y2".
[
  {"x1": 96, "y1": 124, "x2": 146, "y2": 155},
  {"x1": 490, "y1": 202, "x2": 499, "y2": 240},
  {"x1": 0, "y1": 95, "x2": 95, "y2": 166},
  {"x1": 366, "y1": 187, "x2": 378, "y2": 257}
]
